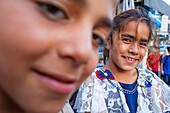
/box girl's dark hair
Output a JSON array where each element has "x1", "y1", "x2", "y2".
[{"x1": 112, "y1": 7, "x2": 153, "y2": 38}]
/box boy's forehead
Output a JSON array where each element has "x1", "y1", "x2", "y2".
[
  {"x1": 69, "y1": 0, "x2": 117, "y2": 28},
  {"x1": 68, "y1": 0, "x2": 118, "y2": 8}
]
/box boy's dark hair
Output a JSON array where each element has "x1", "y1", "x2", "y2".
[{"x1": 167, "y1": 47, "x2": 170, "y2": 52}]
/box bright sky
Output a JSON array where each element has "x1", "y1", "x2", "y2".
[{"x1": 163, "y1": 0, "x2": 170, "y2": 5}]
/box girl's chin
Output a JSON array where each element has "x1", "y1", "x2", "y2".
[{"x1": 121, "y1": 65, "x2": 136, "y2": 71}]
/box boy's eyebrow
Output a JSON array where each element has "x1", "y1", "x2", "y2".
[
  {"x1": 99, "y1": 18, "x2": 113, "y2": 29},
  {"x1": 71, "y1": 0, "x2": 87, "y2": 8}
]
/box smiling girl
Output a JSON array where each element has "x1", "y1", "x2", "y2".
[{"x1": 74, "y1": 8, "x2": 170, "y2": 113}]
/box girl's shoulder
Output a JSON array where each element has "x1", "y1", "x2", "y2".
[
  {"x1": 137, "y1": 67, "x2": 155, "y2": 78},
  {"x1": 91, "y1": 67, "x2": 104, "y2": 79},
  {"x1": 137, "y1": 67, "x2": 169, "y2": 89}
]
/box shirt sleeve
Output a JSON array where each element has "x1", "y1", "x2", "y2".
[
  {"x1": 74, "y1": 70, "x2": 108, "y2": 113},
  {"x1": 152, "y1": 75, "x2": 170, "y2": 112}
]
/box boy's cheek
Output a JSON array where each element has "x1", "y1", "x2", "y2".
[{"x1": 76, "y1": 55, "x2": 98, "y2": 88}]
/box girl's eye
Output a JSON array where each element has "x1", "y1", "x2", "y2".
[
  {"x1": 121, "y1": 34, "x2": 132, "y2": 43},
  {"x1": 38, "y1": 2, "x2": 67, "y2": 21},
  {"x1": 92, "y1": 34, "x2": 106, "y2": 48},
  {"x1": 140, "y1": 42, "x2": 148, "y2": 47},
  {"x1": 122, "y1": 38, "x2": 131, "y2": 43}
]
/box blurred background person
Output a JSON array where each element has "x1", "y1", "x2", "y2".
[
  {"x1": 161, "y1": 47, "x2": 170, "y2": 86},
  {"x1": 147, "y1": 46, "x2": 161, "y2": 77}
]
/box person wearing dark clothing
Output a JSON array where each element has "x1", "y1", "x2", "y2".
[{"x1": 161, "y1": 47, "x2": 170, "y2": 85}]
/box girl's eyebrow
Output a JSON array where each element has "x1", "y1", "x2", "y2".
[
  {"x1": 121, "y1": 34, "x2": 135, "y2": 39},
  {"x1": 140, "y1": 38, "x2": 149, "y2": 43},
  {"x1": 122, "y1": 34, "x2": 149, "y2": 42}
]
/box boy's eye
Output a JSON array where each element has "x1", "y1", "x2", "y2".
[
  {"x1": 92, "y1": 34, "x2": 106, "y2": 48},
  {"x1": 38, "y1": 2, "x2": 67, "y2": 21}
]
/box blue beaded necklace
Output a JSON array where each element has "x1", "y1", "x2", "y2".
[
  {"x1": 96, "y1": 69, "x2": 138, "y2": 95},
  {"x1": 107, "y1": 79, "x2": 138, "y2": 95}
]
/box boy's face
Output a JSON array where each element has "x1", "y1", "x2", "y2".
[
  {"x1": 0, "y1": 0, "x2": 117, "y2": 112},
  {"x1": 108, "y1": 21, "x2": 150, "y2": 71}
]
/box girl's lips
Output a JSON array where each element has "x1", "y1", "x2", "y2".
[
  {"x1": 123, "y1": 56, "x2": 137, "y2": 64},
  {"x1": 34, "y1": 70, "x2": 76, "y2": 94}
]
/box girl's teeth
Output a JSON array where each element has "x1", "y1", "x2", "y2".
[{"x1": 127, "y1": 57, "x2": 133, "y2": 61}]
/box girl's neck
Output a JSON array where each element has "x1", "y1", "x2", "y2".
[
  {"x1": 0, "y1": 89, "x2": 23, "y2": 113},
  {"x1": 102, "y1": 64, "x2": 138, "y2": 84}
]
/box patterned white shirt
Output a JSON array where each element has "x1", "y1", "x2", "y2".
[{"x1": 74, "y1": 67, "x2": 170, "y2": 113}]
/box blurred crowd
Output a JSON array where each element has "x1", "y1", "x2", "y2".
[{"x1": 145, "y1": 45, "x2": 170, "y2": 86}]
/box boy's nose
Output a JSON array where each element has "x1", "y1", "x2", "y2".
[{"x1": 57, "y1": 29, "x2": 92, "y2": 66}]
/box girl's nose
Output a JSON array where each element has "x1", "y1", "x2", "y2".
[{"x1": 129, "y1": 43, "x2": 139, "y2": 55}]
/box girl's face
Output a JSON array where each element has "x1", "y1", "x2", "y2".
[
  {"x1": 108, "y1": 20, "x2": 150, "y2": 71},
  {"x1": 0, "y1": 0, "x2": 117, "y2": 112}
]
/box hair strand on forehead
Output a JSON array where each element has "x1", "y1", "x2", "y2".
[{"x1": 111, "y1": 7, "x2": 153, "y2": 40}]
